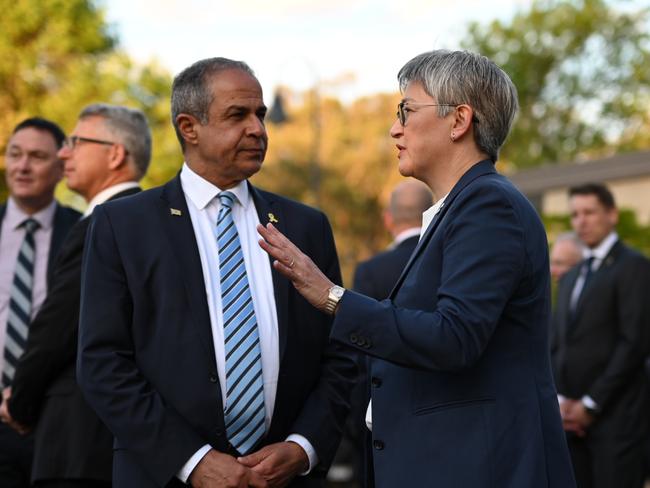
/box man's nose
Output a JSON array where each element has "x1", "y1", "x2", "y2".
[
  {"x1": 57, "y1": 145, "x2": 71, "y2": 160},
  {"x1": 247, "y1": 116, "x2": 266, "y2": 137}
]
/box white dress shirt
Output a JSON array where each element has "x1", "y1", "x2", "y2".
[
  {"x1": 569, "y1": 231, "x2": 618, "y2": 311},
  {"x1": 365, "y1": 193, "x2": 447, "y2": 431},
  {"x1": 83, "y1": 181, "x2": 140, "y2": 217},
  {"x1": 0, "y1": 198, "x2": 56, "y2": 374},
  {"x1": 177, "y1": 164, "x2": 316, "y2": 482}
]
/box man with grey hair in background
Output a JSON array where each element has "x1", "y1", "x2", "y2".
[
  {"x1": 77, "y1": 58, "x2": 355, "y2": 488},
  {"x1": 0, "y1": 103, "x2": 150, "y2": 487},
  {"x1": 550, "y1": 232, "x2": 584, "y2": 283}
]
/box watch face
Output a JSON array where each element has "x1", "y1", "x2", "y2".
[{"x1": 332, "y1": 286, "x2": 345, "y2": 299}]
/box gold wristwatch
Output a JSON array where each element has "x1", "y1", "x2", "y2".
[{"x1": 324, "y1": 285, "x2": 345, "y2": 315}]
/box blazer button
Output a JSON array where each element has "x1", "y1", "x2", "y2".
[
  {"x1": 364, "y1": 340, "x2": 372, "y2": 349},
  {"x1": 357, "y1": 337, "x2": 366, "y2": 347},
  {"x1": 350, "y1": 333, "x2": 358, "y2": 344},
  {"x1": 371, "y1": 377, "x2": 382, "y2": 388},
  {"x1": 373, "y1": 439, "x2": 385, "y2": 450},
  {"x1": 209, "y1": 373, "x2": 218, "y2": 383},
  {"x1": 215, "y1": 428, "x2": 224, "y2": 437}
]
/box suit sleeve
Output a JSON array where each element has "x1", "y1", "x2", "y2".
[
  {"x1": 353, "y1": 261, "x2": 377, "y2": 298},
  {"x1": 586, "y1": 254, "x2": 650, "y2": 410},
  {"x1": 286, "y1": 211, "x2": 358, "y2": 471},
  {"x1": 77, "y1": 206, "x2": 205, "y2": 486},
  {"x1": 331, "y1": 185, "x2": 526, "y2": 371},
  {"x1": 9, "y1": 221, "x2": 86, "y2": 426}
]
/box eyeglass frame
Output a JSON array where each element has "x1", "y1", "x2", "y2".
[
  {"x1": 396, "y1": 101, "x2": 480, "y2": 126},
  {"x1": 63, "y1": 135, "x2": 122, "y2": 150}
]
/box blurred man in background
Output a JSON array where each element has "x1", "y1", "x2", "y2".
[
  {"x1": 551, "y1": 183, "x2": 650, "y2": 488},
  {"x1": 0, "y1": 104, "x2": 150, "y2": 487},
  {"x1": 550, "y1": 232, "x2": 583, "y2": 283},
  {"x1": 0, "y1": 118, "x2": 80, "y2": 488}
]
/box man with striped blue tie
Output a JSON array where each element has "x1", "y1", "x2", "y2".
[
  {"x1": 0, "y1": 118, "x2": 80, "y2": 488},
  {"x1": 77, "y1": 58, "x2": 356, "y2": 488}
]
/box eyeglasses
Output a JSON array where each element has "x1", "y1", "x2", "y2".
[
  {"x1": 396, "y1": 101, "x2": 479, "y2": 126},
  {"x1": 63, "y1": 135, "x2": 118, "y2": 150}
]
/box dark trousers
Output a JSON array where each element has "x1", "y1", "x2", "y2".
[
  {"x1": 0, "y1": 423, "x2": 34, "y2": 488},
  {"x1": 567, "y1": 434, "x2": 646, "y2": 488}
]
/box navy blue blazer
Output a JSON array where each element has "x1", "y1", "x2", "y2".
[
  {"x1": 77, "y1": 176, "x2": 356, "y2": 487},
  {"x1": 331, "y1": 160, "x2": 576, "y2": 488}
]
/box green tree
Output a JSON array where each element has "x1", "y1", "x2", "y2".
[
  {"x1": 463, "y1": 0, "x2": 650, "y2": 169},
  {"x1": 0, "y1": 0, "x2": 180, "y2": 204}
]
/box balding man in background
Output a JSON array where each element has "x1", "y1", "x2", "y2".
[
  {"x1": 550, "y1": 232, "x2": 583, "y2": 284},
  {"x1": 354, "y1": 180, "x2": 433, "y2": 300},
  {"x1": 334, "y1": 180, "x2": 432, "y2": 488}
]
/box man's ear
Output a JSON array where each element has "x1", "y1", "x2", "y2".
[
  {"x1": 107, "y1": 143, "x2": 128, "y2": 170},
  {"x1": 176, "y1": 113, "x2": 201, "y2": 147}
]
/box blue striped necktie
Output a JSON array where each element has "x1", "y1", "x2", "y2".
[
  {"x1": 2, "y1": 218, "x2": 40, "y2": 387},
  {"x1": 216, "y1": 191, "x2": 265, "y2": 454}
]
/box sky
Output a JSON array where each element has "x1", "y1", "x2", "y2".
[{"x1": 103, "y1": 0, "x2": 537, "y2": 103}]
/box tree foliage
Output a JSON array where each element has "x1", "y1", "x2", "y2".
[
  {"x1": 0, "y1": 0, "x2": 181, "y2": 204},
  {"x1": 463, "y1": 0, "x2": 650, "y2": 169}
]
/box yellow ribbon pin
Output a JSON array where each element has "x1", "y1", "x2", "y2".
[{"x1": 268, "y1": 213, "x2": 278, "y2": 223}]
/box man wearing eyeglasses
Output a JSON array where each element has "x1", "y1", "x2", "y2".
[
  {"x1": 0, "y1": 104, "x2": 151, "y2": 487},
  {"x1": 0, "y1": 117, "x2": 81, "y2": 488}
]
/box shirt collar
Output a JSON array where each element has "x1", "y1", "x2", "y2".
[
  {"x1": 584, "y1": 231, "x2": 618, "y2": 261},
  {"x1": 83, "y1": 181, "x2": 140, "y2": 217},
  {"x1": 6, "y1": 197, "x2": 57, "y2": 231},
  {"x1": 180, "y1": 162, "x2": 250, "y2": 211},
  {"x1": 393, "y1": 227, "x2": 422, "y2": 246},
  {"x1": 420, "y1": 194, "x2": 448, "y2": 239}
]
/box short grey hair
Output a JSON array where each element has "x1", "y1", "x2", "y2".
[
  {"x1": 79, "y1": 103, "x2": 151, "y2": 179},
  {"x1": 171, "y1": 57, "x2": 256, "y2": 149},
  {"x1": 398, "y1": 50, "x2": 518, "y2": 162},
  {"x1": 554, "y1": 231, "x2": 583, "y2": 249}
]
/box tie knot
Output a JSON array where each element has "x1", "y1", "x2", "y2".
[
  {"x1": 22, "y1": 218, "x2": 40, "y2": 234},
  {"x1": 218, "y1": 191, "x2": 236, "y2": 210}
]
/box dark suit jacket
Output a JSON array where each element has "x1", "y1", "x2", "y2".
[
  {"x1": 354, "y1": 236, "x2": 419, "y2": 300},
  {"x1": 551, "y1": 240, "x2": 650, "y2": 440},
  {"x1": 77, "y1": 176, "x2": 356, "y2": 488},
  {"x1": 8, "y1": 188, "x2": 140, "y2": 482},
  {"x1": 0, "y1": 202, "x2": 81, "y2": 283},
  {"x1": 330, "y1": 160, "x2": 576, "y2": 488}
]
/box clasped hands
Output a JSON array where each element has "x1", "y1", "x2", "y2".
[
  {"x1": 189, "y1": 441, "x2": 309, "y2": 488},
  {"x1": 559, "y1": 398, "x2": 594, "y2": 437},
  {"x1": 0, "y1": 387, "x2": 31, "y2": 435}
]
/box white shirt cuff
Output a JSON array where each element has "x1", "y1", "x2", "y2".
[
  {"x1": 557, "y1": 394, "x2": 566, "y2": 404},
  {"x1": 286, "y1": 434, "x2": 318, "y2": 475},
  {"x1": 177, "y1": 444, "x2": 212, "y2": 483},
  {"x1": 581, "y1": 395, "x2": 599, "y2": 411}
]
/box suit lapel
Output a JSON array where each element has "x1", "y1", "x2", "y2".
[
  {"x1": 573, "y1": 241, "x2": 621, "y2": 322},
  {"x1": 249, "y1": 183, "x2": 290, "y2": 360},
  {"x1": 159, "y1": 175, "x2": 217, "y2": 367},
  {"x1": 389, "y1": 160, "x2": 497, "y2": 298}
]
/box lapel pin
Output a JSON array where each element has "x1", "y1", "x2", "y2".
[
  {"x1": 268, "y1": 213, "x2": 278, "y2": 223},
  {"x1": 170, "y1": 208, "x2": 182, "y2": 216}
]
